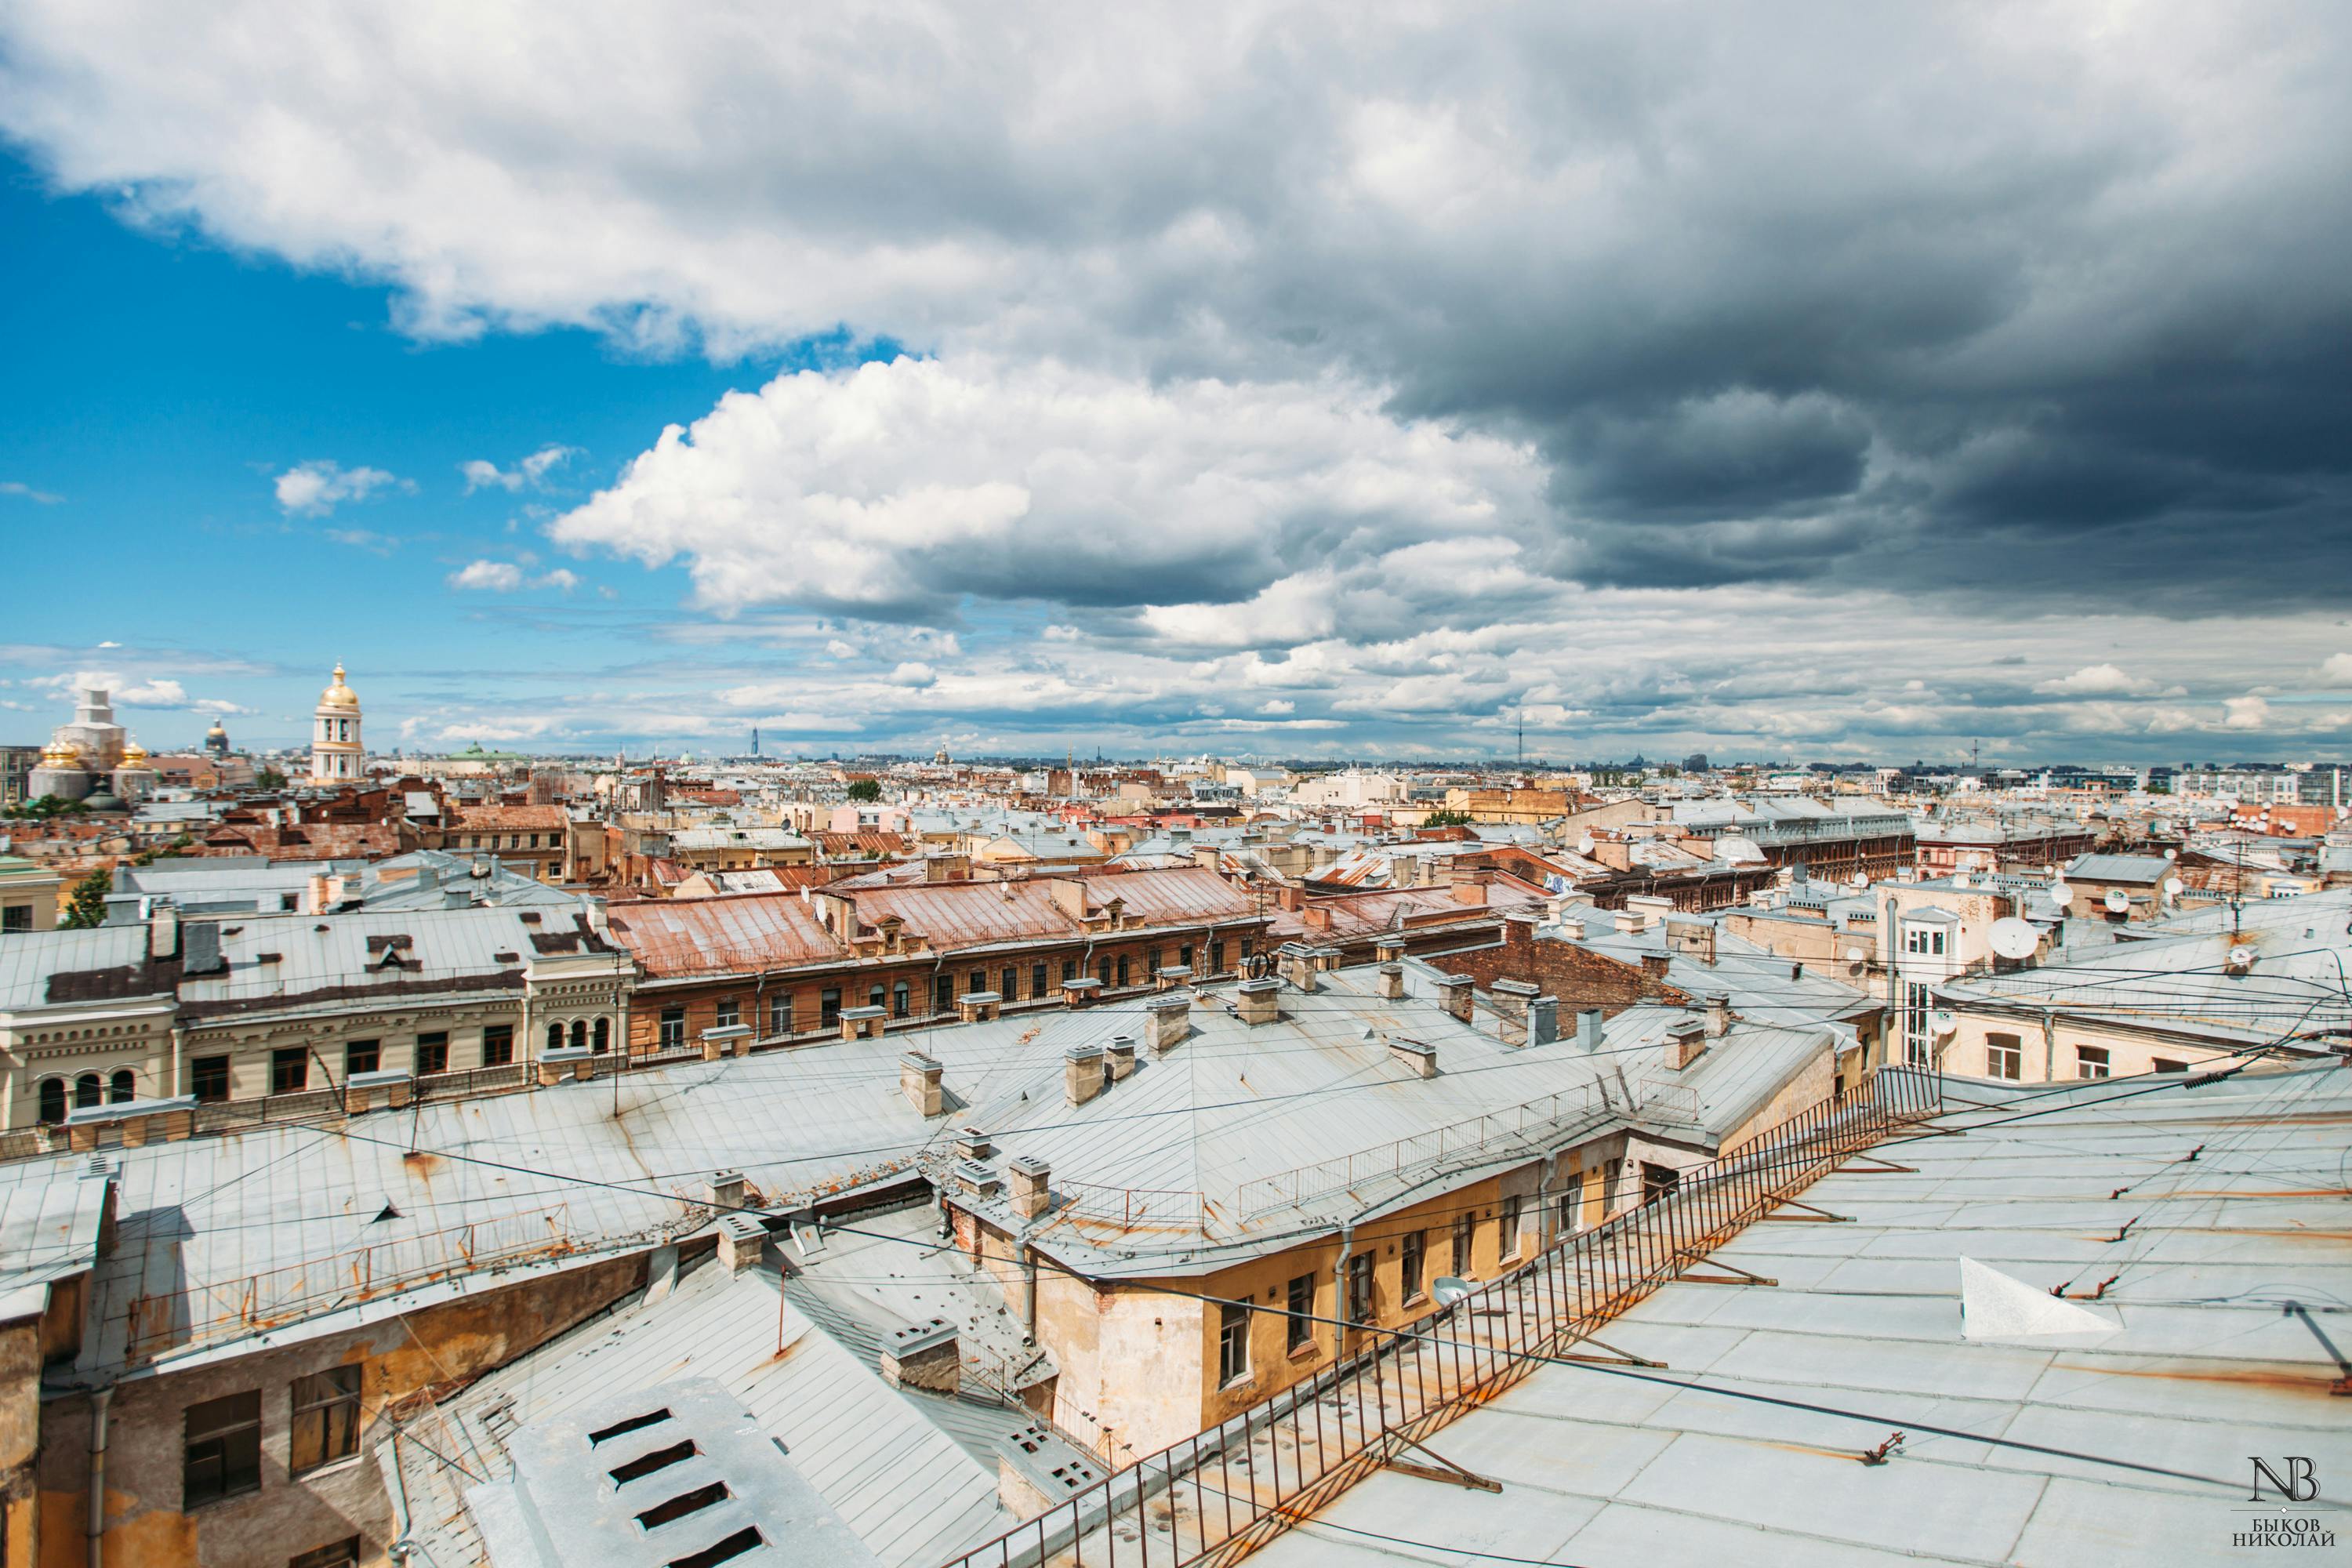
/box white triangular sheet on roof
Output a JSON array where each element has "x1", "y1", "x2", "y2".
[{"x1": 1958, "y1": 1256, "x2": 2121, "y2": 1339}]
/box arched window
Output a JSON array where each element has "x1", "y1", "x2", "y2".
[
  {"x1": 592, "y1": 1017, "x2": 610, "y2": 1054},
  {"x1": 546, "y1": 1022, "x2": 564, "y2": 1054},
  {"x1": 38, "y1": 1079, "x2": 66, "y2": 1125},
  {"x1": 74, "y1": 1073, "x2": 102, "y2": 1110},
  {"x1": 570, "y1": 1019, "x2": 587, "y2": 1051},
  {"x1": 109, "y1": 1069, "x2": 136, "y2": 1104}
]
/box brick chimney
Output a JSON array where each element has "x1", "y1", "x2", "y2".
[
  {"x1": 880, "y1": 1319, "x2": 961, "y2": 1393},
  {"x1": 1436, "y1": 972, "x2": 1474, "y2": 1022},
  {"x1": 956, "y1": 1126, "x2": 993, "y2": 1162},
  {"x1": 705, "y1": 1171, "x2": 746, "y2": 1210},
  {"x1": 899, "y1": 1051, "x2": 944, "y2": 1117},
  {"x1": 1154, "y1": 965, "x2": 1192, "y2": 991},
  {"x1": 1105, "y1": 1035, "x2": 1137, "y2": 1082},
  {"x1": 956, "y1": 989, "x2": 1002, "y2": 1023},
  {"x1": 1008, "y1": 1154, "x2": 1051, "y2": 1221},
  {"x1": 1064, "y1": 1042, "x2": 1107, "y2": 1105},
  {"x1": 1491, "y1": 978, "x2": 1539, "y2": 1046},
  {"x1": 1388, "y1": 1037, "x2": 1439, "y2": 1079},
  {"x1": 1236, "y1": 977, "x2": 1282, "y2": 1025},
  {"x1": 1666, "y1": 919, "x2": 1717, "y2": 964},
  {"x1": 1704, "y1": 991, "x2": 1732, "y2": 1038},
  {"x1": 1373, "y1": 934, "x2": 1408, "y2": 967},
  {"x1": 716, "y1": 1213, "x2": 767, "y2": 1273},
  {"x1": 1376, "y1": 961, "x2": 1406, "y2": 1000},
  {"x1": 1641, "y1": 953, "x2": 1670, "y2": 979},
  {"x1": 1278, "y1": 944, "x2": 1319, "y2": 993},
  {"x1": 1668, "y1": 1017, "x2": 1708, "y2": 1069},
  {"x1": 1145, "y1": 994, "x2": 1192, "y2": 1050},
  {"x1": 1061, "y1": 976, "x2": 1103, "y2": 1008},
  {"x1": 1613, "y1": 910, "x2": 1646, "y2": 935}
]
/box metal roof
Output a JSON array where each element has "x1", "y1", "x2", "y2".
[
  {"x1": 1251, "y1": 1062, "x2": 2352, "y2": 1568},
  {"x1": 608, "y1": 891, "x2": 843, "y2": 976},
  {"x1": 405, "y1": 1258, "x2": 1006, "y2": 1568},
  {"x1": 2065, "y1": 852, "x2": 2175, "y2": 884},
  {"x1": 0, "y1": 926, "x2": 161, "y2": 1011}
]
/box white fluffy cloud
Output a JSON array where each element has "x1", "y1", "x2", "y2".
[
  {"x1": 447, "y1": 560, "x2": 581, "y2": 593},
  {"x1": 550, "y1": 356, "x2": 1541, "y2": 619},
  {"x1": 2034, "y1": 663, "x2": 2154, "y2": 697},
  {"x1": 274, "y1": 459, "x2": 404, "y2": 517}
]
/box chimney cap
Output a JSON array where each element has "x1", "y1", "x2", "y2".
[
  {"x1": 1008, "y1": 1153, "x2": 1051, "y2": 1178},
  {"x1": 1064, "y1": 1040, "x2": 1105, "y2": 1062},
  {"x1": 1669, "y1": 1016, "x2": 1705, "y2": 1039}
]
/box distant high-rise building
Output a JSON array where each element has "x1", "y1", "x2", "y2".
[{"x1": 1683, "y1": 753, "x2": 1709, "y2": 773}]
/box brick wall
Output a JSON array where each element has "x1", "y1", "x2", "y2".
[{"x1": 1444, "y1": 920, "x2": 1692, "y2": 1016}]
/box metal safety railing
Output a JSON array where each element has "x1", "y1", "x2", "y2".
[{"x1": 936, "y1": 1063, "x2": 1944, "y2": 1568}]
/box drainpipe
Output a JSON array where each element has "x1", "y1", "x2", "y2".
[
  {"x1": 1535, "y1": 1158, "x2": 1556, "y2": 1250},
  {"x1": 168, "y1": 1022, "x2": 186, "y2": 1099},
  {"x1": 1021, "y1": 1242, "x2": 1039, "y2": 1342},
  {"x1": 1330, "y1": 1220, "x2": 1356, "y2": 1362},
  {"x1": 2041, "y1": 1006, "x2": 2056, "y2": 1084},
  {"x1": 86, "y1": 1384, "x2": 112, "y2": 1568}
]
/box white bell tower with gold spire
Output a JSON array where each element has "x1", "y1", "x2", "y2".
[{"x1": 310, "y1": 662, "x2": 364, "y2": 785}]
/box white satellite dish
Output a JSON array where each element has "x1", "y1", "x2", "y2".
[
  {"x1": 1432, "y1": 1276, "x2": 1472, "y2": 1306},
  {"x1": 2049, "y1": 882, "x2": 2072, "y2": 909},
  {"x1": 1850, "y1": 872, "x2": 1869, "y2": 888},
  {"x1": 1842, "y1": 946, "x2": 1867, "y2": 964},
  {"x1": 1577, "y1": 833, "x2": 1595, "y2": 855},
  {"x1": 1988, "y1": 917, "x2": 2038, "y2": 960},
  {"x1": 2163, "y1": 876, "x2": 2183, "y2": 898},
  {"x1": 2227, "y1": 944, "x2": 2256, "y2": 971},
  {"x1": 1932, "y1": 1011, "x2": 1957, "y2": 1038},
  {"x1": 2163, "y1": 848, "x2": 2177, "y2": 861},
  {"x1": 2103, "y1": 887, "x2": 2130, "y2": 913}
]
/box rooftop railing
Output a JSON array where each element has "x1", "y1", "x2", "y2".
[{"x1": 934, "y1": 1063, "x2": 1944, "y2": 1568}]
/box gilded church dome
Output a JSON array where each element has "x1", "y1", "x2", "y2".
[
  {"x1": 318, "y1": 662, "x2": 360, "y2": 710},
  {"x1": 121, "y1": 738, "x2": 150, "y2": 764}
]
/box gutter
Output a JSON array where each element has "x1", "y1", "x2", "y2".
[{"x1": 85, "y1": 1384, "x2": 111, "y2": 1568}]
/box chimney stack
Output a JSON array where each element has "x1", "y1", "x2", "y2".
[
  {"x1": 900, "y1": 1051, "x2": 945, "y2": 1117},
  {"x1": 1491, "y1": 979, "x2": 1540, "y2": 1046},
  {"x1": 1278, "y1": 944, "x2": 1319, "y2": 993},
  {"x1": 1640, "y1": 953, "x2": 1670, "y2": 979},
  {"x1": 1528, "y1": 996, "x2": 1559, "y2": 1047},
  {"x1": 147, "y1": 904, "x2": 180, "y2": 962},
  {"x1": 1373, "y1": 934, "x2": 1408, "y2": 967},
  {"x1": 1388, "y1": 1037, "x2": 1439, "y2": 1079},
  {"x1": 1008, "y1": 1155, "x2": 1051, "y2": 1221},
  {"x1": 1669, "y1": 1017, "x2": 1708, "y2": 1069},
  {"x1": 1577, "y1": 1007, "x2": 1605, "y2": 1051},
  {"x1": 1061, "y1": 976, "x2": 1103, "y2": 1008},
  {"x1": 1436, "y1": 972, "x2": 1474, "y2": 1022},
  {"x1": 1105, "y1": 1035, "x2": 1138, "y2": 1082},
  {"x1": 1145, "y1": 993, "x2": 1192, "y2": 1051},
  {"x1": 717, "y1": 1213, "x2": 766, "y2": 1273},
  {"x1": 1064, "y1": 1042, "x2": 1107, "y2": 1105},
  {"x1": 1377, "y1": 962, "x2": 1406, "y2": 1000},
  {"x1": 956, "y1": 989, "x2": 1002, "y2": 1023},
  {"x1": 880, "y1": 1319, "x2": 961, "y2": 1394},
  {"x1": 1236, "y1": 977, "x2": 1282, "y2": 1025},
  {"x1": 1666, "y1": 918, "x2": 1716, "y2": 965},
  {"x1": 1613, "y1": 910, "x2": 1645, "y2": 935},
  {"x1": 956, "y1": 1126, "x2": 993, "y2": 1162},
  {"x1": 706, "y1": 1170, "x2": 746, "y2": 1210},
  {"x1": 1704, "y1": 991, "x2": 1732, "y2": 1039}
]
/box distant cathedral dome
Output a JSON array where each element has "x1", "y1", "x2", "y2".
[
  {"x1": 121, "y1": 738, "x2": 149, "y2": 765},
  {"x1": 318, "y1": 662, "x2": 360, "y2": 710},
  {"x1": 38, "y1": 739, "x2": 79, "y2": 768}
]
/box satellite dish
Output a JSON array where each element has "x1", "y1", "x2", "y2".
[
  {"x1": 2103, "y1": 888, "x2": 2130, "y2": 913},
  {"x1": 1849, "y1": 872, "x2": 1869, "y2": 888},
  {"x1": 1932, "y1": 1011, "x2": 1957, "y2": 1038},
  {"x1": 2048, "y1": 882, "x2": 2072, "y2": 909},
  {"x1": 2163, "y1": 876, "x2": 2183, "y2": 898},
  {"x1": 2227, "y1": 944, "x2": 2256, "y2": 971},
  {"x1": 1842, "y1": 946, "x2": 1867, "y2": 964},
  {"x1": 2163, "y1": 848, "x2": 2177, "y2": 861},
  {"x1": 1577, "y1": 833, "x2": 1595, "y2": 854},
  {"x1": 1432, "y1": 1276, "x2": 1472, "y2": 1306},
  {"x1": 1989, "y1": 917, "x2": 2039, "y2": 960}
]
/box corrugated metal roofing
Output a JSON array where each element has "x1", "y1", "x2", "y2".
[
  {"x1": 0, "y1": 926, "x2": 160, "y2": 1011},
  {"x1": 1251, "y1": 1062, "x2": 2352, "y2": 1568},
  {"x1": 608, "y1": 891, "x2": 842, "y2": 976}
]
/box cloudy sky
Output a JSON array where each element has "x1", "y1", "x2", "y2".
[{"x1": 2, "y1": 2, "x2": 2347, "y2": 764}]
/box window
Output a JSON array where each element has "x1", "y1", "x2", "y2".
[
  {"x1": 971, "y1": 970, "x2": 986, "y2": 996},
  {"x1": 289, "y1": 1538, "x2": 361, "y2": 1568},
  {"x1": 545, "y1": 1022, "x2": 564, "y2": 1054},
  {"x1": 819, "y1": 988, "x2": 841, "y2": 1028},
  {"x1": 1557, "y1": 1190, "x2": 1577, "y2": 1239},
  {"x1": 2152, "y1": 1058, "x2": 2187, "y2": 1074},
  {"x1": 1641, "y1": 1163, "x2": 1680, "y2": 1204},
  {"x1": 1146, "y1": 948, "x2": 1162, "y2": 978},
  {"x1": 483, "y1": 1025, "x2": 514, "y2": 1067},
  {"x1": 1115, "y1": 954, "x2": 1131, "y2": 986},
  {"x1": 1240, "y1": 938, "x2": 1256, "y2": 960},
  {"x1": 1, "y1": 905, "x2": 30, "y2": 933},
  {"x1": 74, "y1": 1073, "x2": 100, "y2": 1109},
  {"x1": 1985, "y1": 1033, "x2": 2021, "y2": 1081},
  {"x1": 1031, "y1": 963, "x2": 1048, "y2": 999},
  {"x1": 191, "y1": 1056, "x2": 230, "y2": 1104},
  {"x1": 183, "y1": 1390, "x2": 262, "y2": 1506},
  {"x1": 1499, "y1": 1195, "x2": 1523, "y2": 1260},
  {"x1": 37, "y1": 1077, "x2": 65, "y2": 1125},
  {"x1": 1401, "y1": 1230, "x2": 1426, "y2": 1303},
  {"x1": 1002, "y1": 965, "x2": 1019, "y2": 1000},
  {"x1": 1217, "y1": 1301, "x2": 1250, "y2": 1387},
  {"x1": 1902, "y1": 981, "x2": 1934, "y2": 1067},
  {"x1": 591, "y1": 1017, "x2": 610, "y2": 1054},
  {"x1": 416, "y1": 1032, "x2": 449, "y2": 1075},
  {"x1": 1060, "y1": 959, "x2": 1077, "y2": 984},
  {"x1": 935, "y1": 973, "x2": 953, "y2": 1014},
  {"x1": 768, "y1": 993, "x2": 789, "y2": 1036},
  {"x1": 1904, "y1": 926, "x2": 1948, "y2": 956},
  {"x1": 1452, "y1": 1213, "x2": 1475, "y2": 1277},
  {"x1": 892, "y1": 980, "x2": 911, "y2": 1018},
  {"x1": 659, "y1": 1007, "x2": 685, "y2": 1051},
  {"x1": 1209, "y1": 939, "x2": 1225, "y2": 974},
  {"x1": 1179, "y1": 944, "x2": 1193, "y2": 971},
  {"x1": 289, "y1": 1366, "x2": 361, "y2": 1475},
  {"x1": 2076, "y1": 1044, "x2": 2110, "y2": 1080},
  {"x1": 270, "y1": 1049, "x2": 308, "y2": 1096},
  {"x1": 1345, "y1": 1252, "x2": 1374, "y2": 1324},
  {"x1": 713, "y1": 996, "x2": 740, "y2": 1030},
  {"x1": 1095, "y1": 957, "x2": 1112, "y2": 988},
  {"x1": 110, "y1": 1069, "x2": 135, "y2": 1104},
  {"x1": 569, "y1": 1018, "x2": 588, "y2": 1053},
  {"x1": 345, "y1": 1040, "x2": 380, "y2": 1077},
  {"x1": 1285, "y1": 1274, "x2": 1316, "y2": 1351}
]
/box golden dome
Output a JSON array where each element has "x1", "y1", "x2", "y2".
[
  {"x1": 122, "y1": 738, "x2": 150, "y2": 764},
  {"x1": 38, "y1": 739, "x2": 79, "y2": 768},
  {"x1": 318, "y1": 662, "x2": 360, "y2": 710},
  {"x1": 206, "y1": 717, "x2": 227, "y2": 736}
]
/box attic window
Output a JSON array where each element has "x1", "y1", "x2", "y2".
[
  {"x1": 608, "y1": 1439, "x2": 696, "y2": 1485},
  {"x1": 255, "y1": 953, "x2": 282, "y2": 964},
  {"x1": 519, "y1": 912, "x2": 543, "y2": 924},
  {"x1": 668, "y1": 1530, "x2": 763, "y2": 1568},
  {"x1": 494, "y1": 950, "x2": 520, "y2": 964},
  {"x1": 637, "y1": 1482, "x2": 730, "y2": 1531},
  {"x1": 589, "y1": 1409, "x2": 673, "y2": 1446}
]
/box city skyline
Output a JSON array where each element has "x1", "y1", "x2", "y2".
[{"x1": 3, "y1": 6, "x2": 2350, "y2": 762}]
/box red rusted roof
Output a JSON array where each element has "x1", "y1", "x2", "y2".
[{"x1": 606, "y1": 891, "x2": 844, "y2": 976}]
